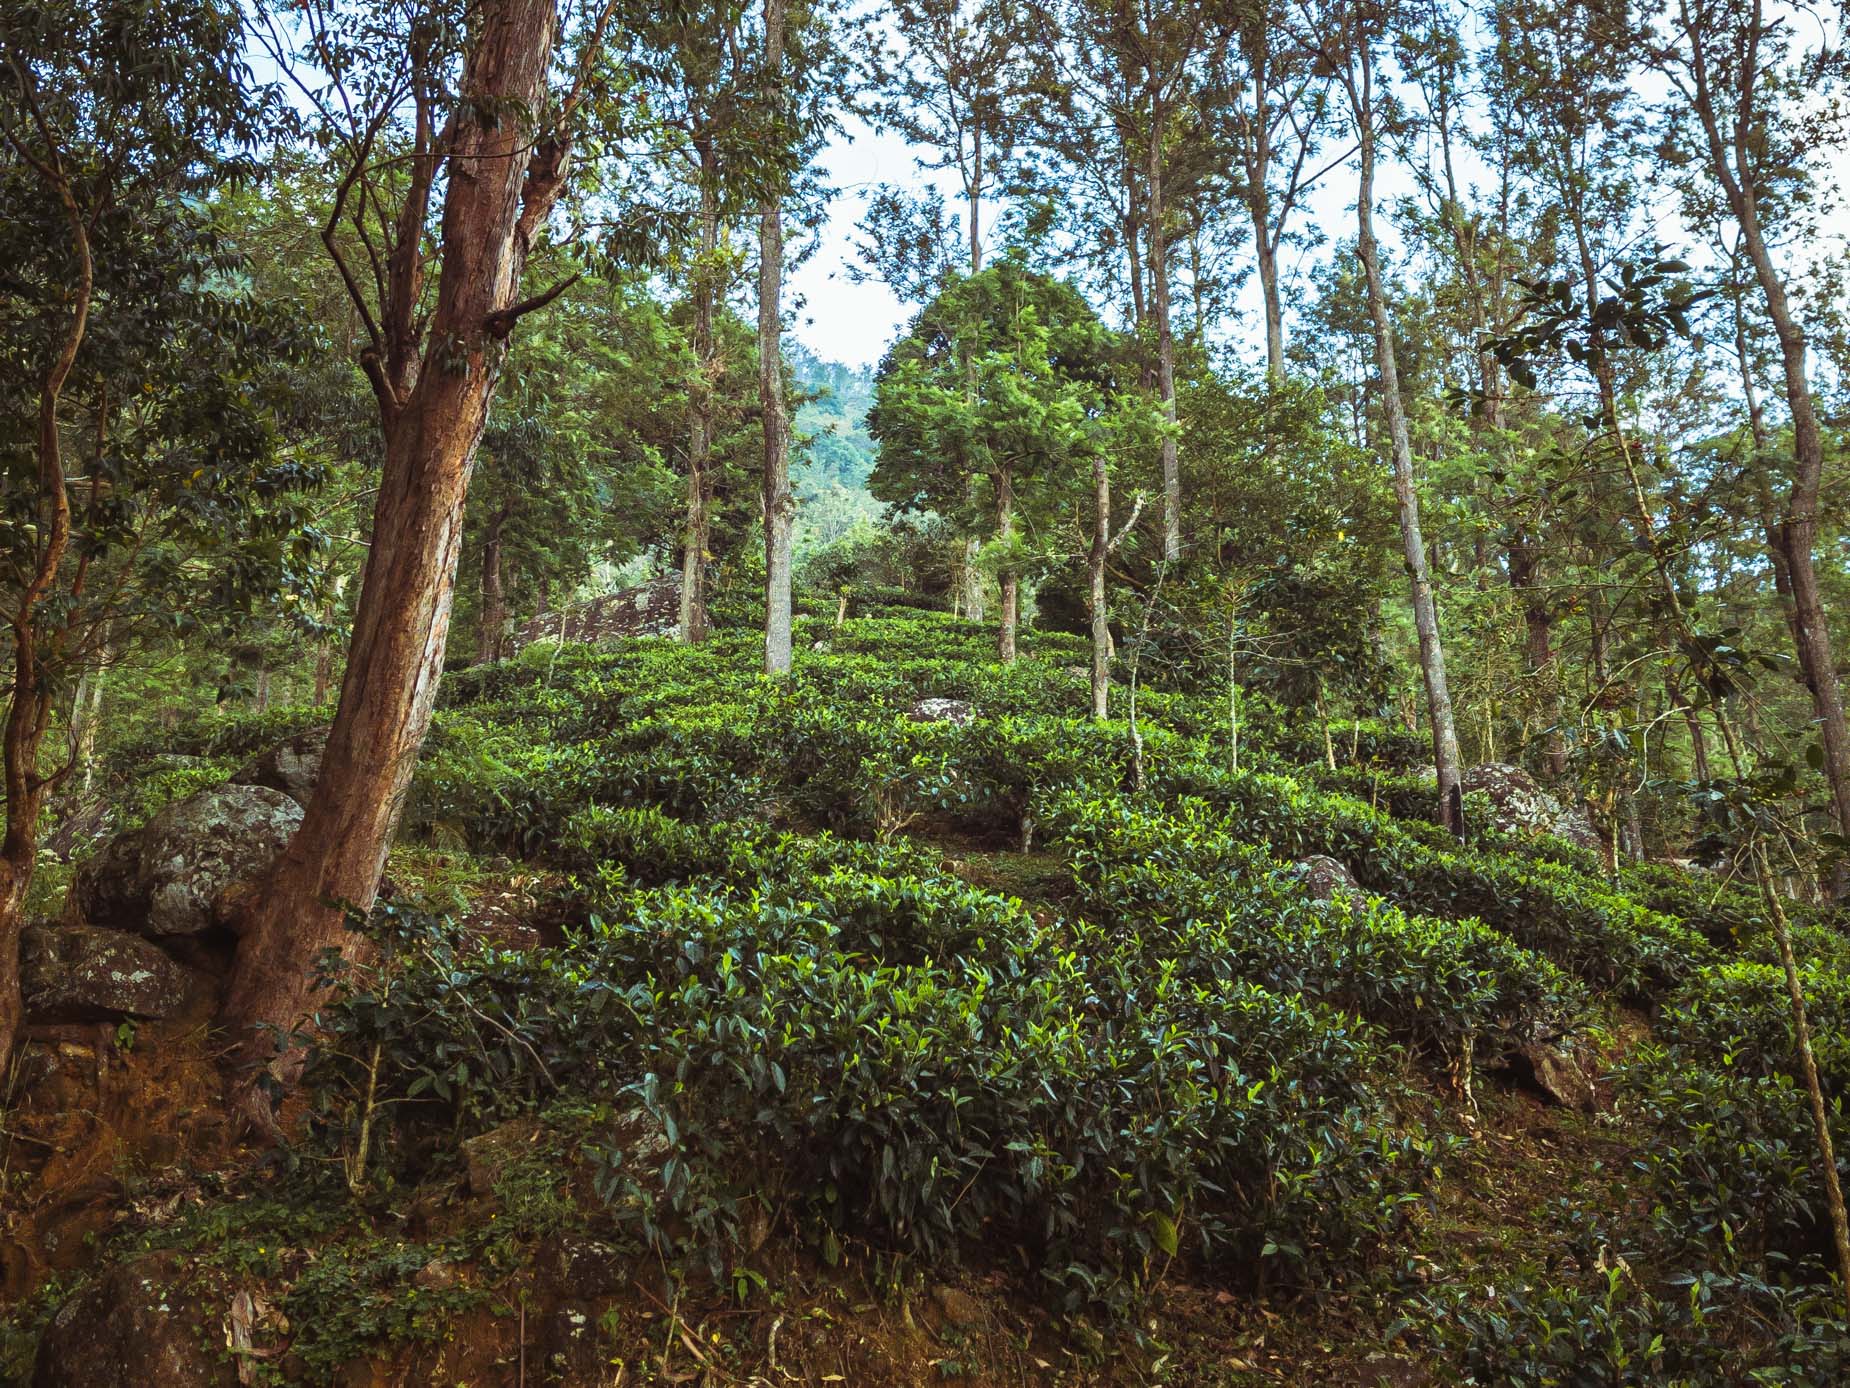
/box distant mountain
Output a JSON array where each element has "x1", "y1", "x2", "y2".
[{"x1": 787, "y1": 341, "x2": 882, "y2": 555}]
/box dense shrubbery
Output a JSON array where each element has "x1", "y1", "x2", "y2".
[
  {"x1": 80, "y1": 607, "x2": 1848, "y2": 1345},
  {"x1": 312, "y1": 887, "x2": 1433, "y2": 1314},
  {"x1": 1038, "y1": 790, "x2": 1587, "y2": 1058},
  {"x1": 1622, "y1": 961, "x2": 1850, "y2": 1272}
]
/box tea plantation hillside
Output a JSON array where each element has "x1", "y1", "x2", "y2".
[{"x1": 6, "y1": 608, "x2": 1849, "y2": 1384}]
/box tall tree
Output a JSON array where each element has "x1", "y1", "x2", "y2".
[
  {"x1": 223, "y1": 0, "x2": 613, "y2": 1102},
  {"x1": 1223, "y1": 0, "x2": 1335, "y2": 374},
  {"x1": 1654, "y1": 0, "x2": 1850, "y2": 875},
  {"x1": 860, "y1": 0, "x2": 1036, "y2": 621},
  {"x1": 759, "y1": 0, "x2": 794, "y2": 674},
  {"x1": 0, "y1": 0, "x2": 303, "y2": 1072},
  {"x1": 1294, "y1": 0, "x2": 1465, "y2": 832}
]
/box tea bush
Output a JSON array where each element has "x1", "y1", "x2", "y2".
[
  {"x1": 311, "y1": 884, "x2": 1433, "y2": 1315},
  {"x1": 1622, "y1": 961, "x2": 1850, "y2": 1271},
  {"x1": 1038, "y1": 790, "x2": 1587, "y2": 1057}
]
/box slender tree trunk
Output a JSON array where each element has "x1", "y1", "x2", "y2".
[
  {"x1": 1256, "y1": 230, "x2": 1285, "y2": 376},
  {"x1": 1147, "y1": 100, "x2": 1181, "y2": 562},
  {"x1": 0, "y1": 148, "x2": 92, "y2": 1074},
  {"x1": 76, "y1": 650, "x2": 108, "y2": 797},
  {"x1": 1088, "y1": 456, "x2": 1111, "y2": 718},
  {"x1": 476, "y1": 504, "x2": 511, "y2": 665},
  {"x1": 1508, "y1": 532, "x2": 1566, "y2": 779},
  {"x1": 996, "y1": 465, "x2": 1017, "y2": 664},
  {"x1": 680, "y1": 168, "x2": 719, "y2": 646},
  {"x1": 1350, "y1": 53, "x2": 1463, "y2": 834},
  {"x1": 1679, "y1": 0, "x2": 1850, "y2": 865},
  {"x1": 221, "y1": 0, "x2": 564, "y2": 1089},
  {"x1": 758, "y1": 0, "x2": 792, "y2": 677}
]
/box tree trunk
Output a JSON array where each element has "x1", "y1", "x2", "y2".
[
  {"x1": 1351, "y1": 53, "x2": 1463, "y2": 835},
  {"x1": 960, "y1": 535, "x2": 985, "y2": 622},
  {"x1": 1088, "y1": 456, "x2": 1111, "y2": 718},
  {"x1": 996, "y1": 465, "x2": 1017, "y2": 664},
  {"x1": 1508, "y1": 531, "x2": 1567, "y2": 779},
  {"x1": 759, "y1": 0, "x2": 792, "y2": 678},
  {"x1": 1256, "y1": 230, "x2": 1284, "y2": 376},
  {"x1": 221, "y1": 0, "x2": 563, "y2": 1087},
  {"x1": 1147, "y1": 99, "x2": 1181, "y2": 562},
  {"x1": 476, "y1": 504, "x2": 511, "y2": 665},
  {"x1": 1680, "y1": 0, "x2": 1850, "y2": 863},
  {"x1": 0, "y1": 145, "x2": 92, "y2": 1074},
  {"x1": 680, "y1": 166, "x2": 719, "y2": 646}
]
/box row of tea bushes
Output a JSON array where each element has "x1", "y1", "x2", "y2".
[
  {"x1": 311, "y1": 877, "x2": 1437, "y2": 1315},
  {"x1": 1037, "y1": 790, "x2": 1588, "y2": 1060},
  {"x1": 1148, "y1": 760, "x2": 1711, "y2": 994}
]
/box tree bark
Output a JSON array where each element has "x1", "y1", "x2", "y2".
[
  {"x1": 1088, "y1": 456, "x2": 1111, "y2": 718},
  {"x1": 1350, "y1": 45, "x2": 1463, "y2": 834},
  {"x1": 476, "y1": 503, "x2": 512, "y2": 665},
  {"x1": 996, "y1": 464, "x2": 1018, "y2": 664},
  {"x1": 759, "y1": 0, "x2": 792, "y2": 677},
  {"x1": 221, "y1": 0, "x2": 566, "y2": 1085},
  {"x1": 960, "y1": 535, "x2": 986, "y2": 622},
  {"x1": 1147, "y1": 95, "x2": 1181, "y2": 562},
  {"x1": 680, "y1": 165, "x2": 719, "y2": 645}
]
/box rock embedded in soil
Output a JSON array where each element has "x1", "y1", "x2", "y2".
[
  {"x1": 1460, "y1": 762, "x2": 1600, "y2": 851},
  {"x1": 20, "y1": 924, "x2": 205, "y2": 1023},
  {"x1": 72, "y1": 782, "x2": 304, "y2": 937},
  {"x1": 908, "y1": 696, "x2": 976, "y2": 725},
  {"x1": 32, "y1": 1252, "x2": 236, "y2": 1388},
  {"x1": 1293, "y1": 854, "x2": 1363, "y2": 904},
  {"x1": 1516, "y1": 1041, "x2": 1598, "y2": 1112}
]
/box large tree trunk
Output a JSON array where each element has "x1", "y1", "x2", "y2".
[
  {"x1": 759, "y1": 0, "x2": 792, "y2": 677},
  {"x1": 960, "y1": 536, "x2": 986, "y2": 622},
  {"x1": 996, "y1": 465, "x2": 1018, "y2": 664},
  {"x1": 221, "y1": 0, "x2": 563, "y2": 1084},
  {"x1": 1351, "y1": 52, "x2": 1463, "y2": 835}
]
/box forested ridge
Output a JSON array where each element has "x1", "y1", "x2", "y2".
[{"x1": 3, "y1": 0, "x2": 1850, "y2": 1382}]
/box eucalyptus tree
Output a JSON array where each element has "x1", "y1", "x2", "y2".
[
  {"x1": 631, "y1": 0, "x2": 762, "y2": 644},
  {"x1": 756, "y1": 0, "x2": 852, "y2": 675},
  {"x1": 222, "y1": 0, "x2": 627, "y2": 1101},
  {"x1": 1288, "y1": 0, "x2": 1465, "y2": 833},
  {"x1": 1036, "y1": 0, "x2": 1243, "y2": 562},
  {"x1": 1651, "y1": 0, "x2": 1850, "y2": 865},
  {"x1": 1221, "y1": 0, "x2": 1337, "y2": 374},
  {"x1": 0, "y1": 0, "x2": 320, "y2": 1073}
]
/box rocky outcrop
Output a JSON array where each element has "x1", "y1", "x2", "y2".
[
  {"x1": 20, "y1": 925, "x2": 205, "y2": 1024},
  {"x1": 73, "y1": 783, "x2": 302, "y2": 937},
  {"x1": 1461, "y1": 763, "x2": 1600, "y2": 851},
  {"x1": 32, "y1": 1252, "x2": 237, "y2": 1388},
  {"x1": 513, "y1": 575, "x2": 682, "y2": 649},
  {"x1": 230, "y1": 725, "x2": 328, "y2": 806},
  {"x1": 908, "y1": 697, "x2": 975, "y2": 726}
]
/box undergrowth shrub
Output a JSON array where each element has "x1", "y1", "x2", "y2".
[
  {"x1": 1038, "y1": 791, "x2": 1587, "y2": 1058},
  {"x1": 1622, "y1": 962, "x2": 1850, "y2": 1275},
  {"x1": 309, "y1": 887, "x2": 1434, "y2": 1316}
]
